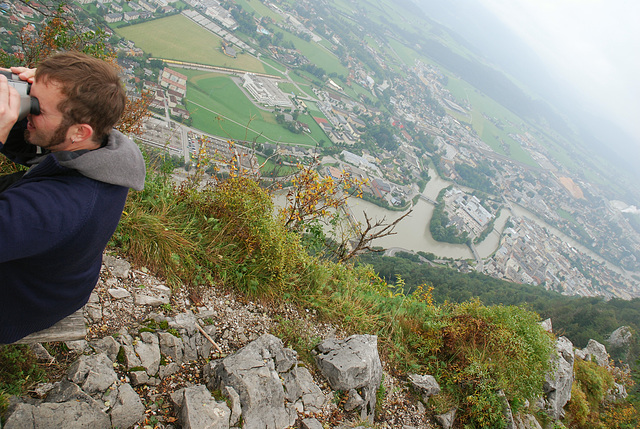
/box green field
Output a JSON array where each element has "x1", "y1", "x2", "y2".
[
  {"x1": 278, "y1": 82, "x2": 308, "y2": 98},
  {"x1": 265, "y1": 24, "x2": 348, "y2": 77},
  {"x1": 183, "y1": 70, "x2": 329, "y2": 147},
  {"x1": 115, "y1": 15, "x2": 265, "y2": 73},
  {"x1": 235, "y1": 0, "x2": 283, "y2": 23},
  {"x1": 443, "y1": 77, "x2": 538, "y2": 167},
  {"x1": 261, "y1": 57, "x2": 287, "y2": 75}
]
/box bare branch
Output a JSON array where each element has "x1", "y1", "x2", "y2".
[{"x1": 338, "y1": 209, "x2": 413, "y2": 262}]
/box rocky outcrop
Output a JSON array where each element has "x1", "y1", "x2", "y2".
[
  {"x1": 543, "y1": 336, "x2": 575, "y2": 420},
  {"x1": 203, "y1": 334, "x2": 299, "y2": 429},
  {"x1": 575, "y1": 339, "x2": 609, "y2": 367},
  {"x1": 314, "y1": 334, "x2": 383, "y2": 422},
  {"x1": 3, "y1": 352, "x2": 144, "y2": 429},
  {"x1": 4, "y1": 328, "x2": 388, "y2": 429},
  {"x1": 607, "y1": 326, "x2": 632, "y2": 348}
]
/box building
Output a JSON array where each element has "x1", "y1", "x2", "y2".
[
  {"x1": 159, "y1": 68, "x2": 187, "y2": 97},
  {"x1": 242, "y1": 73, "x2": 292, "y2": 107}
]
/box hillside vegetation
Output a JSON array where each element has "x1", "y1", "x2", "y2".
[{"x1": 115, "y1": 155, "x2": 560, "y2": 428}]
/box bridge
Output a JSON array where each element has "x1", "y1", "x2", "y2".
[{"x1": 417, "y1": 194, "x2": 437, "y2": 205}]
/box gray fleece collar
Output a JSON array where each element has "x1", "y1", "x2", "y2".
[{"x1": 54, "y1": 129, "x2": 146, "y2": 191}]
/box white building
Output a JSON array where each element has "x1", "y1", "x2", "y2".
[{"x1": 242, "y1": 73, "x2": 292, "y2": 107}]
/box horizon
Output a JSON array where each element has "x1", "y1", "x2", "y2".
[{"x1": 415, "y1": 0, "x2": 640, "y2": 169}]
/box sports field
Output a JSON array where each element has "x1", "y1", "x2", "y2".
[
  {"x1": 182, "y1": 70, "x2": 329, "y2": 147},
  {"x1": 115, "y1": 14, "x2": 265, "y2": 73}
]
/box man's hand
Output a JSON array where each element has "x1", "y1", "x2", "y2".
[
  {"x1": 10, "y1": 67, "x2": 36, "y2": 84},
  {"x1": 0, "y1": 74, "x2": 21, "y2": 144}
]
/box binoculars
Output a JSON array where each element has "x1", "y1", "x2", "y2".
[{"x1": 0, "y1": 70, "x2": 40, "y2": 121}]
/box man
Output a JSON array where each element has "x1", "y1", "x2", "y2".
[{"x1": 0, "y1": 51, "x2": 145, "y2": 343}]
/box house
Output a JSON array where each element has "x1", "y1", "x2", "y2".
[
  {"x1": 105, "y1": 13, "x2": 123, "y2": 23},
  {"x1": 124, "y1": 11, "x2": 141, "y2": 21},
  {"x1": 159, "y1": 68, "x2": 187, "y2": 97}
]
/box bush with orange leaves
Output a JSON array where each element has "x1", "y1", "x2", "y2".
[{"x1": 279, "y1": 162, "x2": 365, "y2": 232}]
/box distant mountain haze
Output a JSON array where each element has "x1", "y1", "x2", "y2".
[{"x1": 411, "y1": 0, "x2": 640, "y2": 179}]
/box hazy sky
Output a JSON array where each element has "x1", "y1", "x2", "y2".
[{"x1": 476, "y1": 0, "x2": 640, "y2": 151}]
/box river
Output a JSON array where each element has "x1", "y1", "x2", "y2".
[
  {"x1": 345, "y1": 167, "x2": 510, "y2": 259},
  {"x1": 273, "y1": 167, "x2": 506, "y2": 260},
  {"x1": 273, "y1": 167, "x2": 639, "y2": 282}
]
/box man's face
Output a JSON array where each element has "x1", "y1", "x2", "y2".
[{"x1": 25, "y1": 79, "x2": 72, "y2": 152}]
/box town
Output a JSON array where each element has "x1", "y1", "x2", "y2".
[{"x1": 3, "y1": 0, "x2": 639, "y2": 299}]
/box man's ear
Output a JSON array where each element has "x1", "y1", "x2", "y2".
[{"x1": 70, "y1": 123, "x2": 95, "y2": 144}]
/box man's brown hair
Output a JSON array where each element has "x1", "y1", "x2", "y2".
[{"x1": 36, "y1": 51, "x2": 126, "y2": 143}]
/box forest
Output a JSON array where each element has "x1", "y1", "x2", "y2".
[{"x1": 357, "y1": 252, "x2": 640, "y2": 370}]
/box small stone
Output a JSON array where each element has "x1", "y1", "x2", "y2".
[
  {"x1": 344, "y1": 389, "x2": 363, "y2": 411},
  {"x1": 159, "y1": 363, "x2": 180, "y2": 379},
  {"x1": 65, "y1": 340, "x2": 89, "y2": 354},
  {"x1": 30, "y1": 343, "x2": 53, "y2": 362},
  {"x1": 129, "y1": 371, "x2": 149, "y2": 386},
  {"x1": 108, "y1": 288, "x2": 131, "y2": 300},
  {"x1": 302, "y1": 417, "x2": 324, "y2": 429},
  {"x1": 134, "y1": 294, "x2": 167, "y2": 307},
  {"x1": 85, "y1": 304, "x2": 103, "y2": 322}
]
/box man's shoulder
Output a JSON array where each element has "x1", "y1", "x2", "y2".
[{"x1": 56, "y1": 129, "x2": 146, "y2": 191}]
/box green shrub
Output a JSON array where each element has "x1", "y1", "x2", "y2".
[
  {"x1": 0, "y1": 345, "x2": 47, "y2": 396},
  {"x1": 566, "y1": 357, "x2": 617, "y2": 428}
]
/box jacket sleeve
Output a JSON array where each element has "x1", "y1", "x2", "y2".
[{"x1": 0, "y1": 175, "x2": 93, "y2": 263}]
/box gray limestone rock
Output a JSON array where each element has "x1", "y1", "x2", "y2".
[
  {"x1": 108, "y1": 287, "x2": 131, "y2": 300},
  {"x1": 32, "y1": 383, "x2": 55, "y2": 398},
  {"x1": 159, "y1": 331, "x2": 184, "y2": 364},
  {"x1": 4, "y1": 401, "x2": 110, "y2": 429},
  {"x1": 134, "y1": 293, "x2": 167, "y2": 307},
  {"x1": 498, "y1": 390, "x2": 515, "y2": 429},
  {"x1": 223, "y1": 385, "x2": 242, "y2": 427},
  {"x1": 315, "y1": 334, "x2": 382, "y2": 421},
  {"x1": 121, "y1": 344, "x2": 143, "y2": 370},
  {"x1": 540, "y1": 318, "x2": 553, "y2": 333},
  {"x1": 282, "y1": 366, "x2": 326, "y2": 414},
  {"x1": 159, "y1": 362, "x2": 180, "y2": 379},
  {"x1": 544, "y1": 336, "x2": 574, "y2": 420},
  {"x1": 91, "y1": 336, "x2": 120, "y2": 362},
  {"x1": 575, "y1": 339, "x2": 609, "y2": 367},
  {"x1": 85, "y1": 303, "x2": 103, "y2": 322},
  {"x1": 170, "y1": 311, "x2": 199, "y2": 336},
  {"x1": 170, "y1": 387, "x2": 186, "y2": 408},
  {"x1": 607, "y1": 326, "x2": 632, "y2": 349},
  {"x1": 513, "y1": 413, "x2": 543, "y2": 429},
  {"x1": 607, "y1": 381, "x2": 629, "y2": 401},
  {"x1": 435, "y1": 408, "x2": 456, "y2": 429},
  {"x1": 103, "y1": 255, "x2": 131, "y2": 279},
  {"x1": 208, "y1": 334, "x2": 297, "y2": 429},
  {"x1": 64, "y1": 340, "x2": 89, "y2": 354},
  {"x1": 181, "y1": 385, "x2": 231, "y2": 429},
  {"x1": 45, "y1": 379, "x2": 96, "y2": 406},
  {"x1": 302, "y1": 418, "x2": 324, "y2": 429},
  {"x1": 182, "y1": 333, "x2": 199, "y2": 362},
  {"x1": 109, "y1": 383, "x2": 145, "y2": 429},
  {"x1": 135, "y1": 332, "x2": 161, "y2": 375},
  {"x1": 408, "y1": 373, "x2": 441, "y2": 400},
  {"x1": 129, "y1": 370, "x2": 150, "y2": 386},
  {"x1": 29, "y1": 344, "x2": 53, "y2": 362},
  {"x1": 344, "y1": 389, "x2": 363, "y2": 412},
  {"x1": 66, "y1": 353, "x2": 117, "y2": 396}
]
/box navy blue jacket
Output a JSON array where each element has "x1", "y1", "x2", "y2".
[{"x1": 0, "y1": 122, "x2": 145, "y2": 343}]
